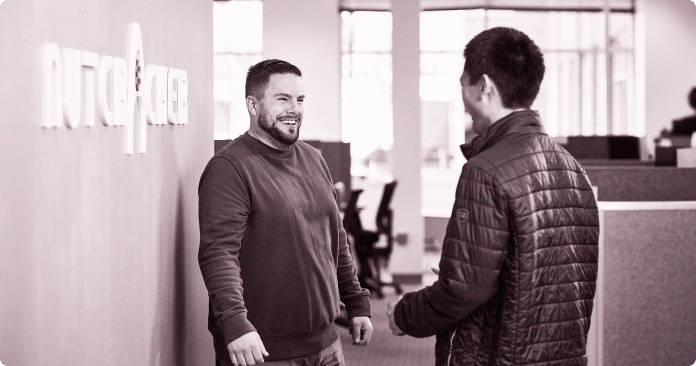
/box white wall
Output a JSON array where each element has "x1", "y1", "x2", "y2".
[
  {"x1": 263, "y1": 0, "x2": 343, "y2": 142},
  {"x1": 0, "y1": 1, "x2": 213, "y2": 365}
]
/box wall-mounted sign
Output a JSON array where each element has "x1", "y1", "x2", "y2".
[{"x1": 41, "y1": 23, "x2": 188, "y2": 155}]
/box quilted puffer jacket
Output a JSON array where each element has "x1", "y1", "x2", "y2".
[{"x1": 395, "y1": 110, "x2": 599, "y2": 366}]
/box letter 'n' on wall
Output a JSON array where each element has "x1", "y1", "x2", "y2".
[{"x1": 41, "y1": 43, "x2": 63, "y2": 128}]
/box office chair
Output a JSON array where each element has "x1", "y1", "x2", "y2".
[{"x1": 343, "y1": 182, "x2": 402, "y2": 298}]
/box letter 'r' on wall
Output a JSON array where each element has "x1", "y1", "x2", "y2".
[
  {"x1": 168, "y1": 68, "x2": 178, "y2": 125},
  {"x1": 177, "y1": 70, "x2": 188, "y2": 125},
  {"x1": 41, "y1": 43, "x2": 63, "y2": 128}
]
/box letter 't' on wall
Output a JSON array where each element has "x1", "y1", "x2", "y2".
[{"x1": 81, "y1": 51, "x2": 99, "y2": 127}]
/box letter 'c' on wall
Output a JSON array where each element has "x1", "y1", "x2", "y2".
[{"x1": 97, "y1": 55, "x2": 113, "y2": 126}]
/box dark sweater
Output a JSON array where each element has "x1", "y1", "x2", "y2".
[{"x1": 198, "y1": 133, "x2": 370, "y2": 361}]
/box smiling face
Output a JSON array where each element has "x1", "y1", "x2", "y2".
[{"x1": 251, "y1": 73, "x2": 305, "y2": 149}]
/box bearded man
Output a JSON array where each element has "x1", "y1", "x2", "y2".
[{"x1": 198, "y1": 59, "x2": 372, "y2": 366}]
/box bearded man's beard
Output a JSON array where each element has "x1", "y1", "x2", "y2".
[{"x1": 258, "y1": 108, "x2": 301, "y2": 146}]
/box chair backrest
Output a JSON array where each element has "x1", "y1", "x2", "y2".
[
  {"x1": 342, "y1": 189, "x2": 364, "y2": 234},
  {"x1": 375, "y1": 181, "x2": 397, "y2": 235}
]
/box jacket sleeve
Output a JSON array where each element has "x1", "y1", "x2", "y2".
[
  {"x1": 395, "y1": 165, "x2": 509, "y2": 338},
  {"x1": 198, "y1": 157, "x2": 256, "y2": 346}
]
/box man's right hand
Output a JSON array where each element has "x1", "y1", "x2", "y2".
[{"x1": 227, "y1": 331, "x2": 269, "y2": 366}]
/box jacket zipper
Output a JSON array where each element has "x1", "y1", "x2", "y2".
[{"x1": 445, "y1": 326, "x2": 458, "y2": 366}]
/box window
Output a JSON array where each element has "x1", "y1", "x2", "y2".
[
  {"x1": 342, "y1": 7, "x2": 635, "y2": 214},
  {"x1": 341, "y1": 11, "x2": 393, "y2": 177},
  {"x1": 213, "y1": 0, "x2": 263, "y2": 140}
]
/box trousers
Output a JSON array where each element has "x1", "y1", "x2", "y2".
[{"x1": 216, "y1": 337, "x2": 345, "y2": 366}]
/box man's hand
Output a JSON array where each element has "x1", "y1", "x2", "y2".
[
  {"x1": 227, "y1": 331, "x2": 269, "y2": 366},
  {"x1": 349, "y1": 316, "x2": 373, "y2": 346},
  {"x1": 387, "y1": 300, "x2": 405, "y2": 336}
]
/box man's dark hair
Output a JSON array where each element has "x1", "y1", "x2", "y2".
[
  {"x1": 245, "y1": 59, "x2": 302, "y2": 98},
  {"x1": 688, "y1": 87, "x2": 696, "y2": 110},
  {"x1": 463, "y1": 27, "x2": 545, "y2": 109}
]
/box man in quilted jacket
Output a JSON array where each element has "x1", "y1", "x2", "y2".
[{"x1": 387, "y1": 27, "x2": 600, "y2": 366}]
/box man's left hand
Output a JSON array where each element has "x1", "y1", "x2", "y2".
[
  {"x1": 387, "y1": 300, "x2": 405, "y2": 336},
  {"x1": 349, "y1": 316, "x2": 373, "y2": 346}
]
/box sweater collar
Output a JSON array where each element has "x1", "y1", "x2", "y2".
[
  {"x1": 460, "y1": 110, "x2": 546, "y2": 159},
  {"x1": 243, "y1": 132, "x2": 296, "y2": 158}
]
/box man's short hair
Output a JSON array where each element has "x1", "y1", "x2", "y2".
[
  {"x1": 688, "y1": 87, "x2": 696, "y2": 110},
  {"x1": 245, "y1": 59, "x2": 302, "y2": 98},
  {"x1": 463, "y1": 27, "x2": 545, "y2": 109}
]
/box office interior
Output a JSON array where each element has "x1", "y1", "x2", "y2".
[{"x1": 1, "y1": 0, "x2": 695, "y2": 365}]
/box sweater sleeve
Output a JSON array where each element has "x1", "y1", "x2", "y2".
[
  {"x1": 395, "y1": 165, "x2": 509, "y2": 338},
  {"x1": 198, "y1": 157, "x2": 256, "y2": 346}
]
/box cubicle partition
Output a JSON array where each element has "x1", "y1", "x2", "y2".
[{"x1": 585, "y1": 166, "x2": 696, "y2": 366}]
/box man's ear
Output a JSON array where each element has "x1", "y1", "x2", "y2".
[
  {"x1": 481, "y1": 74, "x2": 495, "y2": 97},
  {"x1": 246, "y1": 95, "x2": 258, "y2": 116}
]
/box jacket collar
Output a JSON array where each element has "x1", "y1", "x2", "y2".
[{"x1": 460, "y1": 110, "x2": 546, "y2": 159}]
